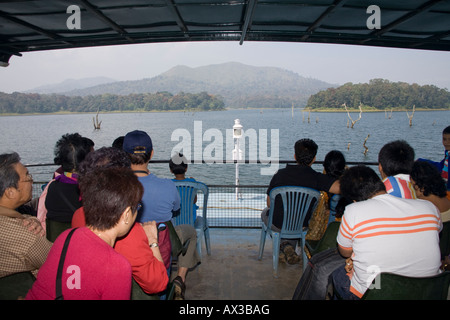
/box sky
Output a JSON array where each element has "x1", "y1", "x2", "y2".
[{"x1": 1, "y1": 40, "x2": 449, "y2": 93}]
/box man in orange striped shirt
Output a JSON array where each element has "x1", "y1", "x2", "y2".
[{"x1": 332, "y1": 165, "x2": 442, "y2": 299}]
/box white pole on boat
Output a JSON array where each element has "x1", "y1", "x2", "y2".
[{"x1": 233, "y1": 119, "x2": 243, "y2": 200}]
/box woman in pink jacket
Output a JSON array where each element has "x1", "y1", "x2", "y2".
[{"x1": 27, "y1": 167, "x2": 143, "y2": 300}]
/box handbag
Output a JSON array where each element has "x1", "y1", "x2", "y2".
[
  {"x1": 305, "y1": 191, "x2": 330, "y2": 241},
  {"x1": 55, "y1": 228, "x2": 77, "y2": 300}
]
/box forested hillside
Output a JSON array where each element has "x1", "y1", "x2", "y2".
[
  {"x1": 306, "y1": 79, "x2": 450, "y2": 110},
  {"x1": 0, "y1": 91, "x2": 225, "y2": 114},
  {"x1": 61, "y1": 62, "x2": 334, "y2": 108}
]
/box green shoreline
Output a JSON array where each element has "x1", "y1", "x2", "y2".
[
  {"x1": 0, "y1": 107, "x2": 448, "y2": 117},
  {"x1": 0, "y1": 108, "x2": 221, "y2": 117},
  {"x1": 303, "y1": 108, "x2": 450, "y2": 113}
]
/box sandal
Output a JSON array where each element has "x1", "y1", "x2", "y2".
[
  {"x1": 281, "y1": 242, "x2": 300, "y2": 265},
  {"x1": 172, "y1": 276, "x2": 186, "y2": 300}
]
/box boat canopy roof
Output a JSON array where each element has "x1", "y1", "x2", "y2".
[{"x1": 1, "y1": 0, "x2": 450, "y2": 65}]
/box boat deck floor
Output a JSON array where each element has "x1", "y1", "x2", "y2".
[
  {"x1": 179, "y1": 228, "x2": 303, "y2": 300},
  {"x1": 176, "y1": 228, "x2": 450, "y2": 301}
]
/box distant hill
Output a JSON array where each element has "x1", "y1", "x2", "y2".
[
  {"x1": 63, "y1": 62, "x2": 335, "y2": 108},
  {"x1": 26, "y1": 76, "x2": 117, "y2": 94}
]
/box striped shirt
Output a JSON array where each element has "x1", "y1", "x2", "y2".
[
  {"x1": 383, "y1": 174, "x2": 416, "y2": 199},
  {"x1": 337, "y1": 194, "x2": 442, "y2": 298}
]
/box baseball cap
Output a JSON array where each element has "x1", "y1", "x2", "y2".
[{"x1": 123, "y1": 130, "x2": 153, "y2": 154}]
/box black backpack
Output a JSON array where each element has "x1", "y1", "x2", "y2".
[{"x1": 292, "y1": 248, "x2": 345, "y2": 300}]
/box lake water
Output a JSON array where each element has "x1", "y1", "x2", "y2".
[{"x1": 0, "y1": 109, "x2": 448, "y2": 185}]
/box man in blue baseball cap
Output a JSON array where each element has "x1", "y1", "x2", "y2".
[
  {"x1": 123, "y1": 130, "x2": 154, "y2": 156},
  {"x1": 123, "y1": 130, "x2": 179, "y2": 268},
  {"x1": 123, "y1": 130, "x2": 199, "y2": 300}
]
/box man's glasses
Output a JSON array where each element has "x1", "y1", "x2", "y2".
[{"x1": 21, "y1": 173, "x2": 33, "y2": 183}]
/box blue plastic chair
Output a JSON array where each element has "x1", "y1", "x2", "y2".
[
  {"x1": 173, "y1": 181, "x2": 211, "y2": 256},
  {"x1": 258, "y1": 186, "x2": 321, "y2": 277}
]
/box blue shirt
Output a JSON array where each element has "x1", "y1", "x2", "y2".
[
  {"x1": 137, "y1": 173, "x2": 180, "y2": 223},
  {"x1": 418, "y1": 150, "x2": 450, "y2": 191}
]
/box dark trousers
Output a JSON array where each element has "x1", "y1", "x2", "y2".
[{"x1": 330, "y1": 265, "x2": 360, "y2": 300}]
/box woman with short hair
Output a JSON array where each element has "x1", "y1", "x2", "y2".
[{"x1": 26, "y1": 167, "x2": 143, "y2": 300}]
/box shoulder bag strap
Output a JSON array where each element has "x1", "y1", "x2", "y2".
[{"x1": 55, "y1": 228, "x2": 77, "y2": 300}]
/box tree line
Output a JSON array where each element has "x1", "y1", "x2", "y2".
[
  {"x1": 0, "y1": 91, "x2": 225, "y2": 114},
  {"x1": 306, "y1": 79, "x2": 450, "y2": 110}
]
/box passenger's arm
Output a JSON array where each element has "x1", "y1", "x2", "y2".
[
  {"x1": 338, "y1": 244, "x2": 353, "y2": 258},
  {"x1": 328, "y1": 180, "x2": 340, "y2": 195},
  {"x1": 21, "y1": 216, "x2": 45, "y2": 237},
  {"x1": 141, "y1": 221, "x2": 164, "y2": 263},
  {"x1": 114, "y1": 224, "x2": 168, "y2": 294}
]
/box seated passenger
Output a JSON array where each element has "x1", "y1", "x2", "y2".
[
  {"x1": 71, "y1": 147, "x2": 168, "y2": 295},
  {"x1": 169, "y1": 153, "x2": 199, "y2": 220},
  {"x1": 322, "y1": 150, "x2": 347, "y2": 223},
  {"x1": 332, "y1": 165, "x2": 442, "y2": 300},
  {"x1": 168, "y1": 152, "x2": 202, "y2": 299},
  {"x1": 0, "y1": 152, "x2": 52, "y2": 279},
  {"x1": 112, "y1": 135, "x2": 124, "y2": 149},
  {"x1": 306, "y1": 150, "x2": 346, "y2": 242},
  {"x1": 418, "y1": 125, "x2": 450, "y2": 191},
  {"x1": 123, "y1": 130, "x2": 180, "y2": 271},
  {"x1": 410, "y1": 160, "x2": 450, "y2": 223},
  {"x1": 323, "y1": 150, "x2": 346, "y2": 179},
  {"x1": 27, "y1": 167, "x2": 143, "y2": 300},
  {"x1": 51, "y1": 137, "x2": 94, "y2": 179},
  {"x1": 324, "y1": 151, "x2": 352, "y2": 223},
  {"x1": 261, "y1": 138, "x2": 340, "y2": 264},
  {"x1": 37, "y1": 133, "x2": 92, "y2": 237},
  {"x1": 378, "y1": 140, "x2": 416, "y2": 199}
]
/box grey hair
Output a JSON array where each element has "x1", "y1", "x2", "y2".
[{"x1": 0, "y1": 152, "x2": 21, "y2": 196}]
